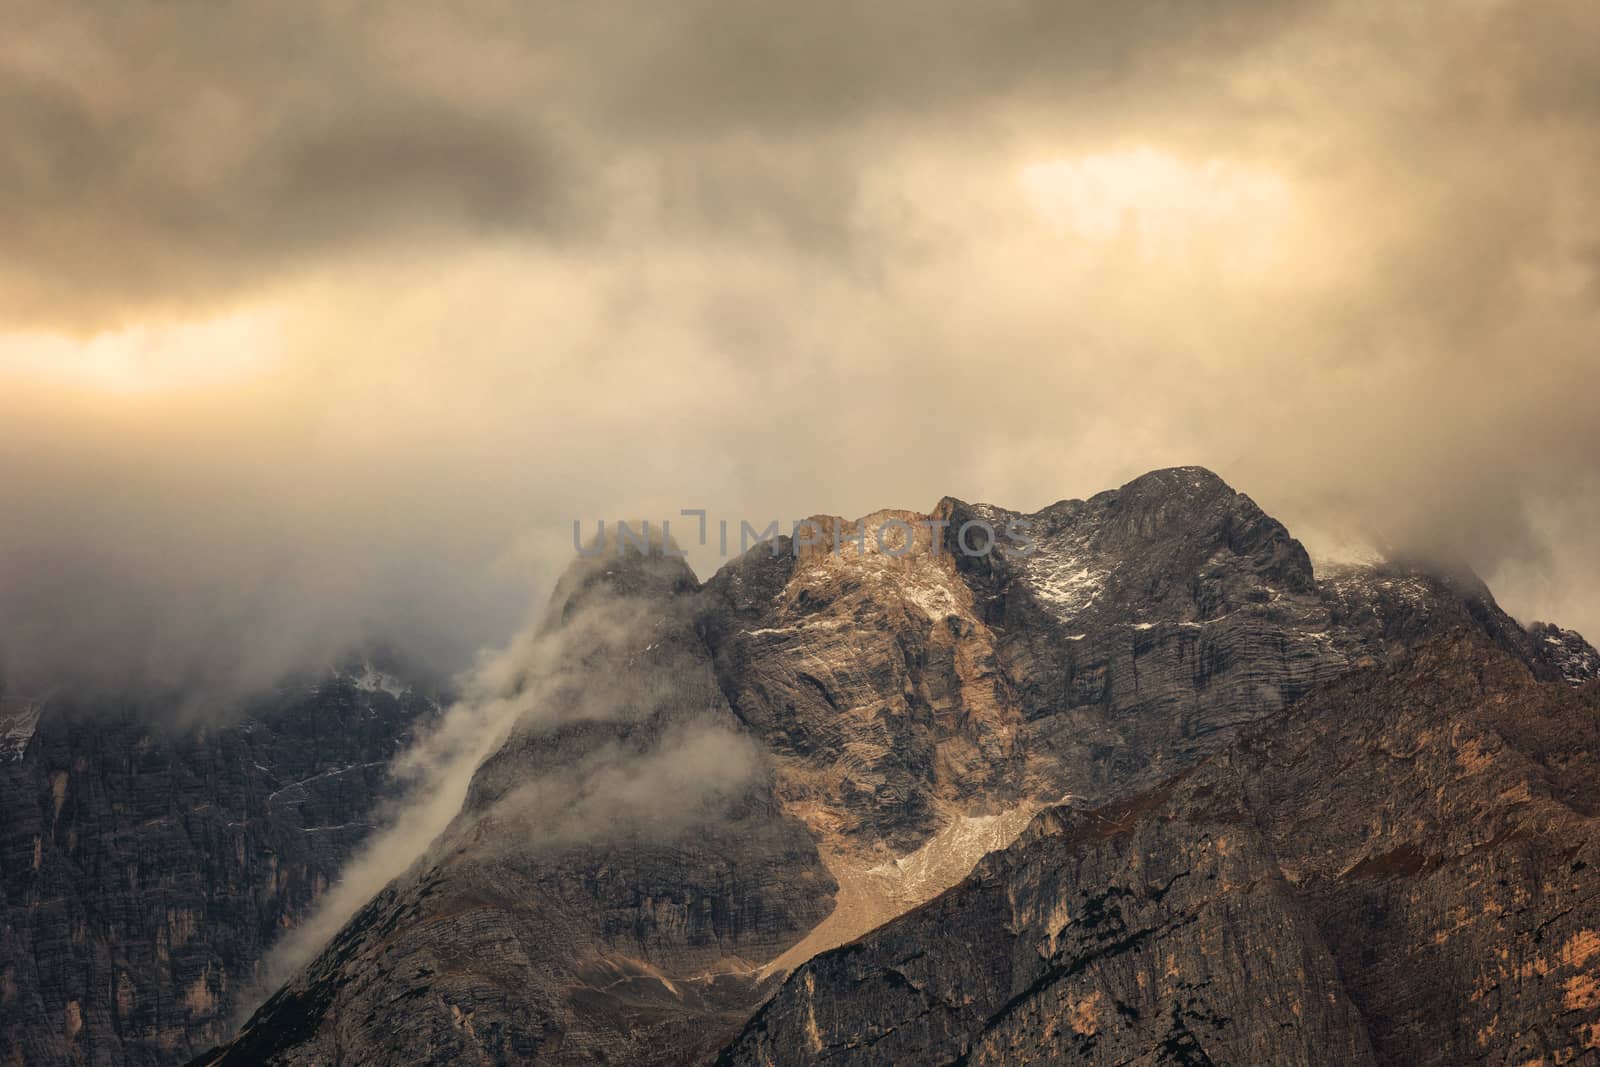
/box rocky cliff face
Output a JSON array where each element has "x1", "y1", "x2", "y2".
[
  {"x1": 1529, "y1": 621, "x2": 1600, "y2": 685},
  {"x1": 0, "y1": 663, "x2": 441, "y2": 1066},
  {"x1": 200, "y1": 467, "x2": 1599, "y2": 1065},
  {"x1": 722, "y1": 631, "x2": 1600, "y2": 1066},
  {"x1": 700, "y1": 468, "x2": 1592, "y2": 967}
]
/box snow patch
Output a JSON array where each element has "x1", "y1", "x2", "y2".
[
  {"x1": 0, "y1": 701, "x2": 41, "y2": 762},
  {"x1": 899, "y1": 577, "x2": 959, "y2": 620},
  {"x1": 1026, "y1": 558, "x2": 1107, "y2": 618},
  {"x1": 1534, "y1": 625, "x2": 1600, "y2": 686},
  {"x1": 350, "y1": 665, "x2": 408, "y2": 698}
]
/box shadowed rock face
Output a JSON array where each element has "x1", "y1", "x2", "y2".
[
  {"x1": 1235, "y1": 634, "x2": 1600, "y2": 1066},
  {"x1": 0, "y1": 667, "x2": 443, "y2": 1066},
  {"x1": 720, "y1": 632, "x2": 1600, "y2": 1066},
  {"x1": 1529, "y1": 621, "x2": 1600, "y2": 685},
  {"x1": 940, "y1": 468, "x2": 1580, "y2": 801},
  {"x1": 721, "y1": 777, "x2": 1380, "y2": 1067},
  {"x1": 195, "y1": 552, "x2": 838, "y2": 1067},
  {"x1": 201, "y1": 467, "x2": 1599, "y2": 1066}
]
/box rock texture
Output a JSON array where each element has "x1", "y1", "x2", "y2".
[
  {"x1": 0, "y1": 663, "x2": 441, "y2": 1066},
  {"x1": 722, "y1": 631, "x2": 1600, "y2": 1065},
  {"x1": 698, "y1": 468, "x2": 1595, "y2": 964},
  {"x1": 196, "y1": 550, "x2": 837, "y2": 1067},
  {"x1": 1530, "y1": 621, "x2": 1600, "y2": 686},
  {"x1": 200, "y1": 467, "x2": 1600, "y2": 1066}
]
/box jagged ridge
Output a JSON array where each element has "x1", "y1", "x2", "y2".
[{"x1": 202, "y1": 467, "x2": 1599, "y2": 1065}]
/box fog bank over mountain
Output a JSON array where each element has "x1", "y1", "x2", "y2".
[{"x1": 3, "y1": 0, "x2": 1598, "y2": 698}]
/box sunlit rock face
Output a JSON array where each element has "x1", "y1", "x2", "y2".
[
  {"x1": 701, "y1": 467, "x2": 1595, "y2": 972},
  {"x1": 0, "y1": 666, "x2": 443, "y2": 1066},
  {"x1": 200, "y1": 468, "x2": 1599, "y2": 1066},
  {"x1": 721, "y1": 631, "x2": 1600, "y2": 1066},
  {"x1": 700, "y1": 507, "x2": 1028, "y2": 855}
]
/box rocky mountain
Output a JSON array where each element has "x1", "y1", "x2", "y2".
[
  {"x1": 723, "y1": 630, "x2": 1600, "y2": 1066},
  {"x1": 196, "y1": 550, "x2": 837, "y2": 1066},
  {"x1": 198, "y1": 466, "x2": 1600, "y2": 1066},
  {"x1": 0, "y1": 661, "x2": 443, "y2": 1066}
]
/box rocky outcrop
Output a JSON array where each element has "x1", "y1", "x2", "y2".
[
  {"x1": 721, "y1": 631, "x2": 1600, "y2": 1065},
  {"x1": 205, "y1": 467, "x2": 1600, "y2": 1065},
  {"x1": 1529, "y1": 621, "x2": 1600, "y2": 686},
  {"x1": 0, "y1": 665, "x2": 441, "y2": 1066},
  {"x1": 699, "y1": 509, "x2": 1029, "y2": 856},
  {"x1": 0, "y1": 688, "x2": 41, "y2": 764}
]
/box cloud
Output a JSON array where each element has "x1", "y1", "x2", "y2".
[
  {"x1": 3, "y1": 0, "x2": 1600, "y2": 702},
  {"x1": 0, "y1": 2, "x2": 583, "y2": 328},
  {"x1": 567, "y1": 0, "x2": 1310, "y2": 135}
]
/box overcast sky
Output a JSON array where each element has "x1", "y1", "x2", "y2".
[{"x1": 2, "y1": 0, "x2": 1598, "y2": 697}]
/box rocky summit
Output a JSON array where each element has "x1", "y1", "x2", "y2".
[{"x1": 14, "y1": 467, "x2": 1596, "y2": 1066}]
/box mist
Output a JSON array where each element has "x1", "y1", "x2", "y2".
[
  {"x1": 244, "y1": 542, "x2": 755, "y2": 1013},
  {"x1": 4, "y1": 0, "x2": 1600, "y2": 702}
]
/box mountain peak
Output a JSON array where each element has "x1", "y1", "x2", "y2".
[
  {"x1": 1117, "y1": 463, "x2": 1232, "y2": 493},
  {"x1": 549, "y1": 524, "x2": 698, "y2": 623}
]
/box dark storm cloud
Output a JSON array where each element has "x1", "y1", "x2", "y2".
[
  {"x1": 0, "y1": 2, "x2": 582, "y2": 326},
  {"x1": 575, "y1": 0, "x2": 1309, "y2": 135}
]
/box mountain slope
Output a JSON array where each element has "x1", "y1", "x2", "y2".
[
  {"x1": 0, "y1": 665, "x2": 442, "y2": 1066},
  {"x1": 721, "y1": 631, "x2": 1600, "y2": 1065}
]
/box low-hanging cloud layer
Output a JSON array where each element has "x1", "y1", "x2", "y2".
[{"x1": 2, "y1": 0, "x2": 1598, "y2": 698}]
